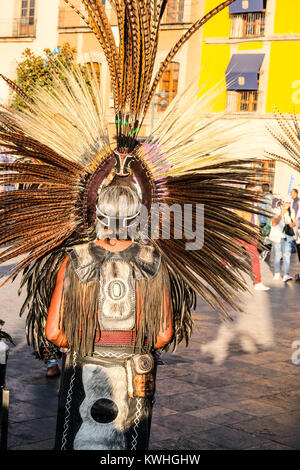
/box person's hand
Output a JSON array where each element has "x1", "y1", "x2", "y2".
[{"x1": 289, "y1": 222, "x2": 296, "y2": 228}]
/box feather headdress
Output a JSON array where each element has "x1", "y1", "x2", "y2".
[{"x1": 0, "y1": 0, "x2": 266, "y2": 352}]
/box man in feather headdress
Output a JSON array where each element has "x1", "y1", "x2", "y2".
[
  {"x1": 0, "y1": 0, "x2": 266, "y2": 450},
  {"x1": 45, "y1": 168, "x2": 178, "y2": 449}
]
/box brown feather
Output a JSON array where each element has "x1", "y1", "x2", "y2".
[{"x1": 143, "y1": 0, "x2": 236, "y2": 118}]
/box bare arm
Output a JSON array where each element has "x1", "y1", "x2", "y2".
[
  {"x1": 154, "y1": 286, "x2": 174, "y2": 349},
  {"x1": 45, "y1": 256, "x2": 69, "y2": 348},
  {"x1": 273, "y1": 207, "x2": 296, "y2": 228},
  {"x1": 272, "y1": 207, "x2": 287, "y2": 227}
]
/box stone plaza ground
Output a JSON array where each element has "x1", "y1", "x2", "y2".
[{"x1": 0, "y1": 251, "x2": 300, "y2": 451}]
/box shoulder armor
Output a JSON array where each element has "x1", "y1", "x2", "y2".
[
  {"x1": 132, "y1": 243, "x2": 161, "y2": 280},
  {"x1": 67, "y1": 243, "x2": 104, "y2": 282},
  {"x1": 67, "y1": 241, "x2": 161, "y2": 282}
]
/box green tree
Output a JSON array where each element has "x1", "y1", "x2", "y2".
[{"x1": 11, "y1": 43, "x2": 83, "y2": 110}]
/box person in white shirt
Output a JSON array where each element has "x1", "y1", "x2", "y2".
[{"x1": 270, "y1": 195, "x2": 296, "y2": 282}]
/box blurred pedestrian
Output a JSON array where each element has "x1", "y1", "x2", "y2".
[
  {"x1": 236, "y1": 183, "x2": 270, "y2": 291},
  {"x1": 294, "y1": 204, "x2": 300, "y2": 281},
  {"x1": 201, "y1": 272, "x2": 274, "y2": 364},
  {"x1": 291, "y1": 188, "x2": 300, "y2": 243},
  {"x1": 269, "y1": 195, "x2": 296, "y2": 282},
  {"x1": 259, "y1": 183, "x2": 274, "y2": 261},
  {"x1": 290, "y1": 189, "x2": 299, "y2": 253},
  {"x1": 291, "y1": 188, "x2": 299, "y2": 216}
]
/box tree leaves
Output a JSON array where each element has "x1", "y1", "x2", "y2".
[{"x1": 11, "y1": 43, "x2": 79, "y2": 110}]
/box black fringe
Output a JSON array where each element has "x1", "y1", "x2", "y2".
[
  {"x1": 61, "y1": 259, "x2": 100, "y2": 358},
  {"x1": 167, "y1": 268, "x2": 196, "y2": 351},
  {"x1": 135, "y1": 260, "x2": 171, "y2": 353},
  {"x1": 18, "y1": 233, "x2": 89, "y2": 359},
  {"x1": 61, "y1": 258, "x2": 180, "y2": 355},
  {"x1": 20, "y1": 242, "x2": 197, "y2": 357}
]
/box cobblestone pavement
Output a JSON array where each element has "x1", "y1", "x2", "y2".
[{"x1": 0, "y1": 252, "x2": 299, "y2": 451}]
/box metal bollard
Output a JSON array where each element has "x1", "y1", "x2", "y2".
[{"x1": 0, "y1": 339, "x2": 10, "y2": 450}]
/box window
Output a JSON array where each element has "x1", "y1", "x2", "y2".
[
  {"x1": 19, "y1": 0, "x2": 35, "y2": 36},
  {"x1": 21, "y1": 0, "x2": 35, "y2": 25},
  {"x1": 237, "y1": 90, "x2": 258, "y2": 112},
  {"x1": 158, "y1": 62, "x2": 180, "y2": 111},
  {"x1": 226, "y1": 89, "x2": 259, "y2": 113},
  {"x1": 162, "y1": 0, "x2": 185, "y2": 23},
  {"x1": 230, "y1": 11, "x2": 266, "y2": 38},
  {"x1": 226, "y1": 64, "x2": 261, "y2": 113},
  {"x1": 244, "y1": 12, "x2": 265, "y2": 36}
]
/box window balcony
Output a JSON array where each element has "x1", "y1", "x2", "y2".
[
  {"x1": 230, "y1": 12, "x2": 266, "y2": 39},
  {"x1": 0, "y1": 18, "x2": 36, "y2": 38},
  {"x1": 227, "y1": 90, "x2": 259, "y2": 113}
]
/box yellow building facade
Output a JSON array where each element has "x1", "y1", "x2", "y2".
[{"x1": 199, "y1": 0, "x2": 300, "y2": 194}]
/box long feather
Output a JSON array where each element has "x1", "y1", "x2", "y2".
[
  {"x1": 80, "y1": 0, "x2": 121, "y2": 109},
  {"x1": 134, "y1": 80, "x2": 269, "y2": 316},
  {"x1": 143, "y1": 0, "x2": 236, "y2": 118},
  {"x1": 0, "y1": 73, "x2": 34, "y2": 107},
  {"x1": 265, "y1": 112, "x2": 300, "y2": 173},
  {"x1": 1, "y1": 63, "x2": 110, "y2": 168}
]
